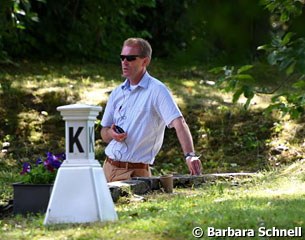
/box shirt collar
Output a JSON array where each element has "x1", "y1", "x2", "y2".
[{"x1": 121, "y1": 72, "x2": 150, "y2": 90}]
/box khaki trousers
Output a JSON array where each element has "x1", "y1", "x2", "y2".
[{"x1": 103, "y1": 160, "x2": 151, "y2": 182}]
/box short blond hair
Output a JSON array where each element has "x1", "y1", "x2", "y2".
[{"x1": 123, "y1": 38, "x2": 152, "y2": 59}]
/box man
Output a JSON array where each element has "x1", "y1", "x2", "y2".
[{"x1": 101, "y1": 37, "x2": 202, "y2": 182}]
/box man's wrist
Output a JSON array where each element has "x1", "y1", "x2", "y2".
[{"x1": 184, "y1": 152, "x2": 196, "y2": 160}]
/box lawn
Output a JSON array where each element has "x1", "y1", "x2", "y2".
[
  {"x1": 1, "y1": 161, "x2": 305, "y2": 240},
  {"x1": 1, "y1": 61, "x2": 305, "y2": 239}
]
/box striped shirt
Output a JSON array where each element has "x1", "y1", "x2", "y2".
[{"x1": 101, "y1": 72, "x2": 182, "y2": 164}]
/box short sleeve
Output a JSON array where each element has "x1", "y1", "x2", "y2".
[{"x1": 154, "y1": 85, "x2": 182, "y2": 128}]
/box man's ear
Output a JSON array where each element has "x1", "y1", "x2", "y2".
[{"x1": 143, "y1": 57, "x2": 151, "y2": 67}]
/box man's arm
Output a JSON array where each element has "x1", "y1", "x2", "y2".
[
  {"x1": 101, "y1": 127, "x2": 113, "y2": 143},
  {"x1": 171, "y1": 117, "x2": 202, "y2": 175}
]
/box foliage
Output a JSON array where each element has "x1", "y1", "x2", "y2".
[
  {"x1": 0, "y1": 0, "x2": 42, "y2": 62},
  {"x1": 0, "y1": 0, "x2": 304, "y2": 67},
  {"x1": 260, "y1": 0, "x2": 304, "y2": 23},
  {"x1": 32, "y1": 0, "x2": 156, "y2": 61},
  {"x1": 0, "y1": 0, "x2": 158, "y2": 62},
  {"x1": 257, "y1": 1, "x2": 305, "y2": 119},
  {"x1": 174, "y1": 0, "x2": 271, "y2": 65},
  {"x1": 209, "y1": 65, "x2": 255, "y2": 110},
  {"x1": 258, "y1": 33, "x2": 305, "y2": 119},
  {"x1": 210, "y1": 0, "x2": 305, "y2": 119},
  {"x1": 0, "y1": 0, "x2": 290, "y2": 65},
  {"x1": 19, "y1": 152, "x2": 65, "y2": 184},
  {"x1": 135, "y1": 0, "x2": 195, "y2": 58},
  {"x1": 0, "y1": 171, "x2": 19, "y2": 204}
]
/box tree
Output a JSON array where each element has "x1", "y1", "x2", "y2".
[
  {"x1": 211, "y1": 0, "x2": 305, "y2": 119},
  {"x1": 0, "y1": 0, "x2": 41, "y2": 63}
]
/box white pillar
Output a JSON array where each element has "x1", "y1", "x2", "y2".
[{"x1": 44, "y1": 104, "x2": 117, "y2": 224}]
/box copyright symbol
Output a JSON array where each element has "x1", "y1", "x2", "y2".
[{"x1": 192, "y1": 227, "x2": 204, "y2": 238}]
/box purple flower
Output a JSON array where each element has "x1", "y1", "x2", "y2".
[
  {"x1": 20, "y1": 151, "x2": 65, "y2": 175},
  {"x1": 46, "y1": 152, "x2": 56, "y2": 161},
  {"x1": 55, "y1": 153, "x2": 66, "y2": 161},
  {"x1": 43, "y1": 159, "x2": 54, "y2": 172},
  {"x1": 20, "y1": 162, "x2": 31, "y2": 175},
  {"x1": 52, "y1": 159, "x2": 62, "y2": 169},
  {"x1": 36, "y1": 158, "x2": 43, "y2": 165},
  {"x1": 45, "y1": 152, "x2": 65, "y2": 170}
]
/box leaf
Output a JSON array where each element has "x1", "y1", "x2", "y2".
[
  {"x1": 282, "y1": 32, "x2": 295, "y2": 46},
  {"x1": 244, "y1": 98, "x2": 252, "y2": 110},
  {"x1": 237, "y1": 65, "x2": 253, "y2": 74},
  {"x1": 292, "y1": 80, "x2": 305, "y2": 89},
  {"x1": 235, "y1": 74, "x2": 255, "y2": 83},
  {"x1": 280, "y1": 12, "x2": 290, "y2": 23},
  {"x1": 257, "y1": 44, "x2": 271, "y2": 51},
  {"x1": 267, "y1": 51, "x2": 279, "y2": 65},
  {"x1": 16, "y1": 9, "x2": 26, "y2": 16},
  {"x1": 30, "y1": 16, "x2": 39, "y2": 22},
  {"x1": 16, "y1": 24, "x2": 26, "y2": 30},
  {"x1": 228, "y1": 79, "x2": 237, "y2": 90},
  {"x1": 285, "y1": 61, "x2": 296, "y2": 76},
  {"x1": 232, "y1": 88, "x2": 243, "y2": 103},
  {"x1": 290, "y1": 108, "x2": 301, "y2": 119},
  {"x1": 243, "y1": 86, "x2": 254, "y2": 99}
]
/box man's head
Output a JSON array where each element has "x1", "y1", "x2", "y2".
[
  {"x1": 120, "y1": 38, "x2": 152, "y2": 84},
  {"x1": 123, "y1": 38, "x2": 152, "y2": 59}
]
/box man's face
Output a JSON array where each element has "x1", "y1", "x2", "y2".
[{"x1": 120, "y1": 45, "x2": 147, "y2": 82}]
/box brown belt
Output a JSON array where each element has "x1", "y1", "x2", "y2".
[{"x1": 106, "y1": 158, "x2": 148, "y2": 169}]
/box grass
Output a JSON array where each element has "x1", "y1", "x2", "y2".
[
  {"x1": 1, "y1": 161, "x2": 305, "y2": 240},
  {"x1": 1, "y1": 60, "x2": 305, "y2": 239}
]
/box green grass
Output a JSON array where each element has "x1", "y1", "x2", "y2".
[
  {"x1": 1, "y1": 60, "x2": 305, "y2": 239},
  {"x1": 1, "y1": 161, "x2": 305, "y2": 240}
]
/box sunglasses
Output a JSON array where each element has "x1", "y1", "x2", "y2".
[{"x1": 120, "y1": 55, "x2": 142, "y2": 62}]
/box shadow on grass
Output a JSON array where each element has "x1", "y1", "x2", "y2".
[
  {"x1": 0, "y1": 82, "x2": 80, "y2": 163},
  {"x1": 0, "y1": 61, "x2": 301, "y2": 177},
  {"x1": 157, "y1": 88, "x2": 276, "y2": 174}
]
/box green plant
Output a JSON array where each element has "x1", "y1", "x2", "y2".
[
  {"x1": 19, "y1": 152, "x2": 65, "y2": 184},
  {"x1": 260, "y1": 33, "x2": 305, "y2": 119},
  {"x1": 210, "y1": 65, "x2": 256, "y2": 110}
]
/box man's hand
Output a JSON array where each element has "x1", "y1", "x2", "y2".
[
  {"x1": 109, "y1": 124, "x2": 127, "y2": 142},
  {"x1": 186, "y1": 156, "x2": 202, "y2": 175}
]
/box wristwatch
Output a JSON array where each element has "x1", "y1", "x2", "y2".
[{"x1": 184, "y1": 152, "x2": 196, "y2": 159}]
